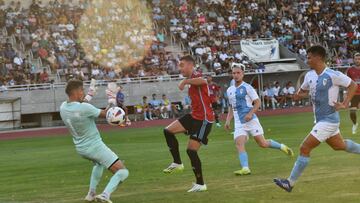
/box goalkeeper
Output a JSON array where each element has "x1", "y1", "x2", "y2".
[{"x1": 60, "y1": 79, "x2": 128, "y2": 203}]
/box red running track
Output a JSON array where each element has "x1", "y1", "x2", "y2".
[{"x1": 0, "y1": 106, "x2": 312, "y2": 141}]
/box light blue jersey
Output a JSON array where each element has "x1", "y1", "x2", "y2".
[
  {"x1": 149, "y1": 99, "x2": 162, "y2": 108},
  {"x1": 60, "y1": 101, "x2": 102, "y2": 150},
  {"x1": 266, "y1": 87, "x2": 275, "y2": 97},
  {"x1": 227, "y1": 82, "x2": 259, "y2": 124},
  {"x1": 301, "y1": 68, "x2": 351, "y2": 123}
]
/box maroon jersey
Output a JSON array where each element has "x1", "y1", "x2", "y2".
[
  {"x1": 347, "y1": 67, "x2": 360, "y2": 95},
  {"x1": 208, "y1": 83, "x2": 221, "y2": 103},
  {"x1": 188, "y1": 71, "x2": 215, "y2": 122}
]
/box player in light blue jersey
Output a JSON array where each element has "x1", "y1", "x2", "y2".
[
  {"x1": 274, "y1": 45, "x2": 360, "y2": 192},
  {"x1": 229, "y1": 63, "x2": 245, "y2": 87},
  {"x1": 60, "y1": 79, "x2": 129, "y2": 203},
  {"x1": 225, "y1": 66, "x2": 294, "y2": 176}
]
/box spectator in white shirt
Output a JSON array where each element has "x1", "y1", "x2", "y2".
[
  {"x1": 263, "y1": 84, "x2": 278, "y2": 109},
  {"x1": 299, "y1": 46, "x2": 307, "y2": 59},
  {"x1": 273, "y1": 81, "x2": 285, "y2": 107},
  {"x1": 195, "y1": 46, "x2": 205, "y2": 56},
  {"x1": 13, "y1": 55, "x2": 23, "y2": 66},
  {"x1": 283, "y1": 81, "x2": 295, "y2": 107}
]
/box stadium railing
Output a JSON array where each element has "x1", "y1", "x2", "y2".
[
  {"x1": 328, "y1": 64, "x2": 352, "y2": 70},
  {"x1": 3, "y1": 72, "x2": 216, "y2": 92}
]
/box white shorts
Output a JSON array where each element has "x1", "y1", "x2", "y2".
[
  {"x1": 310, "y1": 122, "x2": 340, "y2": 142},
  {"x1": 161, "y1": 105, "x2": 171, "y2": 112},
  {"x1": 136, "y1": 108, "x2": 143, "y2": 113},
  {"x1": 233, "y1": 118, "x2": 264, "y2": 140}
]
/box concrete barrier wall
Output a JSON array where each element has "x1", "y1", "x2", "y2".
[
  {"x1": 2, "y1": 72, "x2": 309, "y2": 116},
  {"x1": 2, "y1": 80, "x2": 188, "y2": 114}
]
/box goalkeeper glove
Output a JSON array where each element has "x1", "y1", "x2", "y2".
[{"x1": 84, "y1": 79, "x2": 97, "y2": 102}]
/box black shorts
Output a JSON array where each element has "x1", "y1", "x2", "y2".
[
  {"x1": 351, "y1": 95, "x2": 360, "y2": 108},
  {"x1": 178, "y1": 114, "x2": 212, "y2": 145}
]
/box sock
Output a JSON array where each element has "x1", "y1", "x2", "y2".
[
  {"x1": 215, "y1": 113, "x2": 219, "y2": 123},
  {"x1": 144, "y1": 112, "x2": 147, "y2": 119},
  {"x1": 89, "y1": 163, "x2": 104, "y2": 193},
  {"x1": 164, "y1": 129, "x2": 182, "y2": 164},
  {"x1": 350, "y1": 111, "x2": 357, "y2": 125},
  {"x1": 238, "y1": 152, "x2": 249, "y2": 168},
  {"x1": 269, "y1": 139, "x2": 282, "y2": 150},
  {"x1": 103, "y1": 169, "x2": 129, "y2": 198},
  {"x1": 288, "y1": 155, "x2": 310, "y2": 186},
  {"x1": 345, "y1": 139, "x2": 360, "y2": 154},
  {"x1": 187, "y1": 149, "x2": 204, "y2": 185}
]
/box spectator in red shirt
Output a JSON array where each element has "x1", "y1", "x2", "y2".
[
  {"x1": 347, "y1": 53, "x2": 360, "y2": 134},
  {"x1": 207, "y1": 75, "x2": 222, "y2": 127},
  {"x1": 39, "y1": 68, "x2": 49, "y2": 83},
  {"x1": 38, "y1": 47, "x2": 48, "y2": 59}
]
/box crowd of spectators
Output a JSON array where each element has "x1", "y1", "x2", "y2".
[
  {"x1": 0, "y1": 0, "x2": 359, "y2": 88},
  {"x1": 0, "y1": 0, "x2": 181, "y2": 88},
  {"x1": 166, "y1": 0, "x2": 359, "y2": 72}
]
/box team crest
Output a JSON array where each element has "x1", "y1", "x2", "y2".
[{"x1": 322, "y1": 79, "x2": 327, "y2": 86}]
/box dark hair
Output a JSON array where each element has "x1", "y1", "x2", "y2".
[
  {"x1": 65, "y1": 79, "x2": 83, "y2": 96},
  {"x1": 180, "y1": 55, "x2": 195, "y2": 65},
  {"x1": 307, "y1": 45, "x2": 326, "y2": 60}
]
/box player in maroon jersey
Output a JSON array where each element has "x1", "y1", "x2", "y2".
[
  {"x1": 162, "y1": 55, "x2": 214, "y2": 192},
  {"x1": 206, "y1": 75, "x2": 222, "y2": 127},
  {"x1": 347, "y1": 53, "x2": 360, "y2": 134}
]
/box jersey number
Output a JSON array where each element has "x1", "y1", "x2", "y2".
[{"x1": 65, "y1": 118, "x2": 79, "y2": 137}]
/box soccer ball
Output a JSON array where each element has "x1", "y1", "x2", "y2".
[{"x1": 106, "y1": 107, "x2": 126, "y2": 126}]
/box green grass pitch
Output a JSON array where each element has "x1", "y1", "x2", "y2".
[{"x1": 1, "y1": 111, "x2": 360, "y2": 203}]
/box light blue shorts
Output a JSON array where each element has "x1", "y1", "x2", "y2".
[{"x1": 77, "y1": 142, "x2": 119, "y2": 168}]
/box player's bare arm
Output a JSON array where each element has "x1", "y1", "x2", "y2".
[
  {"x1": 178, "y1": 79, "x2": 187, "y2": 91},
  {"x1": 245, "y1": 99, "x2": 260, "y2": 122},
  {"x1": 179, "y1": 78, "x2": 208, "y2": 90},
  {"x1": 293, "y1": 89, "x2": 309, "y2": 101},
  {"x1": 334, "y1": 80, "x2": 357, "y2": 110},
  {"x1": 99, "y1": 109, "x2": 107, "y2": 118},
  {"x1": 187, "y1": 77, "x2": 207, "y2": 86},
  {"x1": 225, "y1": 106, "x2": 233, "y2": 131}
]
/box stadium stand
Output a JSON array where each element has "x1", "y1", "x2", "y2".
[{"x1": 0, "y1": 0, "x2": 358, "y2": 128}]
